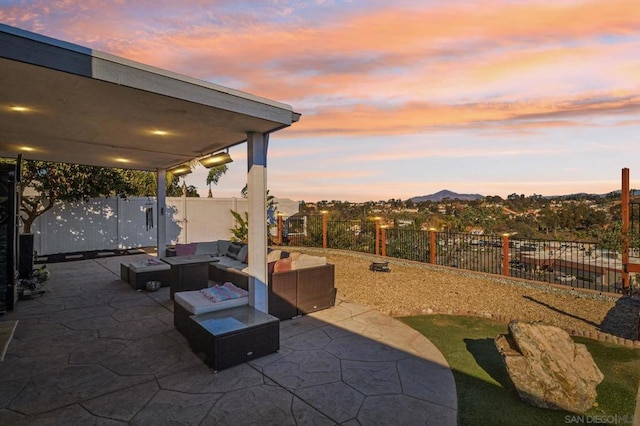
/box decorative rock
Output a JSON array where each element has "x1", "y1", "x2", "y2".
[{"x1": 495, "y1": 320, "x2": 604, "y2": 414}]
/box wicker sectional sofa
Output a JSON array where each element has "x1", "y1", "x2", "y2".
[{"x1": 170, "y1": 241, "x2": 336, "y2": 321}]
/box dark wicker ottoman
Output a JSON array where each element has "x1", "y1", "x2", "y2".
[
  {"x1": 188, "y1": 305, "x2": 279, "y2": 372},
  {"x1": 173, "y1": 290, "x2": 249, "y2": 342},
  {"x1": 120, "y1": 260, "x2": 172, "y2": 291},
  {"x1": 174, "y1": 301, "x2": 194, "y2": 340}
]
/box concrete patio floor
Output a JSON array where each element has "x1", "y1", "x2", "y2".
[{"x1": 0, "y1": 254, "x2": 457, "y2": 425}]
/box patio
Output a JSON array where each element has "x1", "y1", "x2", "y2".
[{"x1": 0, "y1": 254, "x2": 457, "y2": 425}]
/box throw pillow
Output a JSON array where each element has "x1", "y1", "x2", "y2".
[
  {"x1": 226, "y1": 242, "x2": 243, "y2": 259},
  {"x1": 237, "y1": 245, "x2": 249, "y2": 263},
  {"x1": 175, "y1": 243, "x2": 197, "y2": 256},
  {"x1": 273, "y1": 257, "x2": 292, "y2": 273},
  {"x1": 267, "y1": 249, "x2": 282, "y2": 263}
]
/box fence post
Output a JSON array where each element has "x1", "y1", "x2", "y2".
[
  {"x1": 374, "y1": 218, "x2": 381, "y2": 256},
  {"x1": 321, "y1": 211, "x2": 328, "y2": 249},
  {"x1": 380, "y1": 226, "x2": 387, "y2": 257},
  {"x1": 622, "y1": 168, "x2": 630, "y2": 291},
  {"x1": 429, "y1": 229, "x2": 436, "y2": 264},
  {"x1": 503, "y1": 234, "x2": 510, "y2": 277},
  {"x1": 277, "y1": 213, "x2": 283, "y2": 245}
]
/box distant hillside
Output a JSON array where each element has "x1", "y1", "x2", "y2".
[{"x1": 410, "y1": 190, "x2": 484, "y2": 202}]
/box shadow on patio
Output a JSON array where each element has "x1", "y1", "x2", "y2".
[{"x1": 0, "y1": 254, "x2": 457, "y2": 425}]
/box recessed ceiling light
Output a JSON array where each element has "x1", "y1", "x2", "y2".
[
  {"x1": 115, "y1": 158, "x2": 130, "y2": 163},
  {"x1": 151, "y1": 130, "x2": 169, "y2": 136},
  {"x1": 10, "y1": 106, "x2": 31, "y2": 112},
  {"x1": 19, "y1": 146, "x2": 35, "y2": 152}
]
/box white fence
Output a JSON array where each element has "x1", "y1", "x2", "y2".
[{"x1": 31, "y1": 197, "x2": 251, "y2": 255}]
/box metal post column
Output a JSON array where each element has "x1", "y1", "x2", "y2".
[{"x1": 247, "y1": 132, "x2": 269, "y2": 313}]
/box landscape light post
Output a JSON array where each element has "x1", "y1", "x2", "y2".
[
  {"x1": 276, "y1": 213, "x2": 283, "y2": 245},
  {"x1": 321, "y1": 211, "x2": 328, "y2": 249},
  {"x1": 502, "y1": 234, "x2": 510, "y2": 277},
  {"x1": 429, "y1": 228, "x2": 437, "y2": 264},
  {"x1": 380, "y1": 225, "x2": 387, "y2": 257},
  {"x1": 374, "y1": 217, "x2": 381, "y2": 256}
]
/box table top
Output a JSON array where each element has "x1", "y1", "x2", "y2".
[
  {"x1": 162, "y1": 254, "x2": 220, "y2": 266},
  {"x1": 191, "y1": 305, "x2": 279, "y2": 336}
]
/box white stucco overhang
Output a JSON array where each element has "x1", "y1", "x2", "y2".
[
  {"x1": 0, "y1": 24, "x2": 300, "y2": 313},
  {"x1": 0, "y1": 23, "x2": 300, "y2": 169}
]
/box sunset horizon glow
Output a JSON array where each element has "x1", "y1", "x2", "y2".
[{"x1": 2, "y1": 0, "x2": 639, "y2": 202}]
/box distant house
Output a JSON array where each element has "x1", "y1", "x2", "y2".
[{"x1": 466, "y1": 226, "x2": 485, "y2": 235}]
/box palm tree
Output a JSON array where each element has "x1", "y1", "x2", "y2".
[{"x1": 206, "y1": 165, "x2": 228, "y2": 197}]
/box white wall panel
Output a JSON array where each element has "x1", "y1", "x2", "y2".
[
  {"x1": 33, "y1": 198, "x2": 119, "y2": 255},
  {"x1": 184, "y1": 198, "x2": 248, "y2": 243},
  {"x1": 32, "y1": 196, "x2": 258, "y2": 254},
  {"x1": 117, "y1": 197, "x2": 158, "y2": 249}
]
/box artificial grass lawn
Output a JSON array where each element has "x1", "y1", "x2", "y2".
[{"x1": 400, "y1": 315, "x2": 640, "y2": 426}]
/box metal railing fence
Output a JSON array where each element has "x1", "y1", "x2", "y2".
[{"x1": 278, "y1": 215, "x2": 631, "y2": 294}]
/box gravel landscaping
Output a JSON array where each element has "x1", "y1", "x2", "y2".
[{"x1": 286, "y1": 247, "x2": 640, "y2": 343}]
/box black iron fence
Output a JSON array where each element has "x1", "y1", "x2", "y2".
[{"x1": 278, "y1": 215, "x2": 631, "y2": 294}]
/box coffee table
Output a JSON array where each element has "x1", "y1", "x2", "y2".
[
  {"x1": 162, "y1": 254, "x2": 218, "y2": 298},
  {"x1": 188, "y1": 305, "x2": 279, "y2": 372}
]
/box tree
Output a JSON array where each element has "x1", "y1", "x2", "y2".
[
  {"x1": 205, "y1": 165, "x2": 228, "y2": 197},
  {"x1": 120, "y1": 169, "x2": 199, "y2": 197},
  {"x1": 20, "y1": 161, "x2": 138, "y2": 233},
  {"x1": 232, "y1": 184, "x2": 278, "y2": 242},
  {"x1": 229, "y1": 210, "x2": 249, "y2": 242}
]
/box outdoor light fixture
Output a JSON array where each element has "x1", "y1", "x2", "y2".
[
  {"x1": 168, "y1": 163, "x2": 192, "y2": 177},
  {"x1": 9, "y1": 105, "x2": 31, "y2": 112},
  {"x1": 199, "y1": 151, "x2": 233, "y2": 168}
]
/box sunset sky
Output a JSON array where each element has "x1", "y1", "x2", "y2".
[{"x1": 2, "y1": 0, "x2": 639, "y2": 202}]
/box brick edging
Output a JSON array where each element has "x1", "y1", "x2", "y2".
[{"x1": 387, "y1": 308, "x2": 640, "y2": 349}]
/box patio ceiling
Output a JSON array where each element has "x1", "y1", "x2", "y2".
[{"x1": 0, "y1": 24, "x2": 300, "y2": 171}]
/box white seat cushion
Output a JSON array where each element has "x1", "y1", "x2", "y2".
[
  {"x1": 291, "y1": 254, "x2": 327, "y2": 270},
  {"x1": 174, "y1": 290, "x2": 248, "y2": 315},
  {"x1": 128, "y1": 258, "x2": 170, "y2": 273}
]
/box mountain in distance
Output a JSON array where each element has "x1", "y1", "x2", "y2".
[
  {"x1": 410, "y1": 190, "x2": 484, "y2": 203},
  {"x1": 409, "y1": 188, "x2": 639, "y2": 203}
]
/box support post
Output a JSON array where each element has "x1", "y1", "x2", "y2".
[
  {"x1": 156, "y1": 168, "x2": 167, "y2": 259},
  {"x1": 502, "y1": 234, "x2": 510, "y2": 277},
  {"x1": 380, "y1": 226, "x2": 387, "y2": 257},
  {"x1": 246, "y1": 132, "x2": 269, "y2": 313},
  {"x1": 429, "y1": 229, "x2": 436, "y2": 264}
]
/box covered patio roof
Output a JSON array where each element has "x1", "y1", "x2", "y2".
[
  {"x1": 0, "y1": 23, "x2": 301, "y2": 313},
  {"x1": 0, "y1": 23, "x2": 300, "y2": 170}
]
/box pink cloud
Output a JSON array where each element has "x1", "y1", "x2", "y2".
[{"x1": 2, "y1": 0, "x2": 639, "y2": 139}]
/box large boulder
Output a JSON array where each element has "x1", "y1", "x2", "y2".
[{"x1": 494, "y1": 320, "x2": 604, "y2": 414}]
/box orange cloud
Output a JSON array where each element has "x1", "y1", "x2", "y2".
[
  {"x1": 3, "y1": 0, "x2": 639, "y2": 138},
  {"x1": 285, "y1": 92, "x2": 640, "y2": 137}
]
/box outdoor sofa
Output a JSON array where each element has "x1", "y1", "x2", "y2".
[{"x1": 171, "y1": 241, "x2": 336, "y2": 338}]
